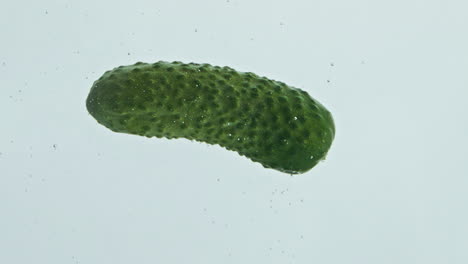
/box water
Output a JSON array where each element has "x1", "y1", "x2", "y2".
[{"x1": 1, "y1": 1, "x2": 468, "y2": 264}]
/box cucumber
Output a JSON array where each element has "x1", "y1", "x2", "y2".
[{"x1": 86, "y1": 61, "x2": 335, "y2": 174}]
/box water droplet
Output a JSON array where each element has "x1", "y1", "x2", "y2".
[
  {"x1": 310, "y1": 155, "x2": 314, "y2": 159},
  {"x1": 293, "y1": 116, "x2": 298, "y2": 120}
]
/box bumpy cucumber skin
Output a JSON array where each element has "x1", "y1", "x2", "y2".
[{"x1": 86, "y1": 61, "x2": 335, "y2": 174}]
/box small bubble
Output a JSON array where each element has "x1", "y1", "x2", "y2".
[
  {"x1": 194, "y1": 28, "x2": 198, "y2": 32},
  {"x1": 310, "y1": 155, "x2": 314, "y2": 159},
  {"x1": 293, "y1": 116, "x2": 298, "y2": 120},
  {"x1": 127, "y1": 52, "x2": 131, "y2": 55},
  {"x1": 330, "y1": 62, "x2": 334, "y2": 66},
  {"x1": 53, "y1": 144, "x2": 57, "y2": 150},
  {"x1": 327, "y1": 80, "x2": 330, "y2": 83}
]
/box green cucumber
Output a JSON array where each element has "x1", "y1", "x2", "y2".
[{"x1": 86, "y1": 61, "x2": 335, "y2": 174}]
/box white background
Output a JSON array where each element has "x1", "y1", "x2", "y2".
[{"x1": 1, "y1": 0, "x2": 467, "y2": 263}]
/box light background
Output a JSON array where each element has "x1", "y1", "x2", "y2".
[{"x1": 1, "y1": 0, "x2": 467, "y2": 263}]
